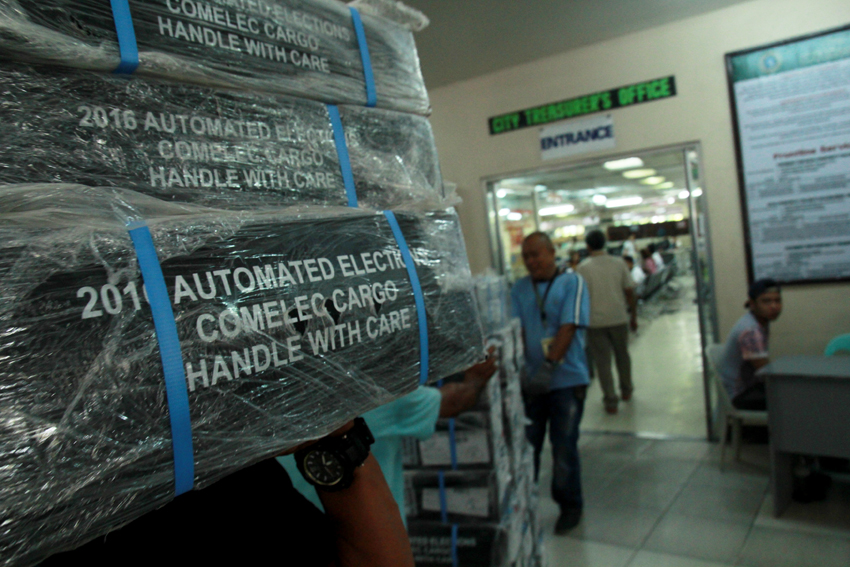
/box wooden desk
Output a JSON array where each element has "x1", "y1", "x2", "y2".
[{"x1": 760, "y1": 355, "x2": 850, "y2": 517}]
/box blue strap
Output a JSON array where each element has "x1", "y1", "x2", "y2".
[
  {"x1": 437, "y1": 470, "x2": 448, "y2": 523},
  {"x1": 451, "y1": 524, "x2": 459, "y2": 567},
  {"x1": 327, "y1": 105, "x2": 358, "y2": 207},
  {"x1": 349, "y1": 7, "x2": 377, "y2": 107},
  {"x1": 448, "y1": 418, "x2": 458, "y2": 469},
  {"x1": 128, "y1": 223, "x2": 194, "y2": 495},
  {"x1": 110, "y1": 0, "x2": 139, "y2": 74},
  {"x1": 383, "y1": 211, "x2": 429, "y2": 384}
]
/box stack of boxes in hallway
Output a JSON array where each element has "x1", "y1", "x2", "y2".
[
  {"x1": 0, "y1": 1, "x2": 487, "y2": 565},
  {"x1": 404, "y1": 274, "x2": 544, "y2": 567}
]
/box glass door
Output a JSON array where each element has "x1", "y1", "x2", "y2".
[
  {"x1": 683, "y1": 146, "x2": 721, "y2": 440},
  {"x1": 483, "y1": 144, "x2": 719, "y2": 440}
]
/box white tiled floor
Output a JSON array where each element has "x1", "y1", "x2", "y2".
[
  {"x1": 538, "y1": 437, "x2": 850, "y2": 567},
  {"x1": 581, "y1": 276, "x2": 707, "y2": 438},
  {"x1": 535, "y1": 274, "x2": 850, "y2": 566}
]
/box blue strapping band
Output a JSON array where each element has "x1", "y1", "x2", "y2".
[
  {"x1": 383, "y1": 211, "x2": 429, "y2": 384},
  {"x1": 128, "y1": 223, "x2": 194, "y2": 495},
  {"x1": 327, "y1": 105, "x2": 358, "y2": 207},
  {"x1": 349, "y1": 7, "x2": 377, "y2": 107},
  {"x1": 437, "y1": 470, "x2": 448, "y2": 523},
  {"x1": 110, "y1": 0, "x2": 139, "y2": 74},
  {"x1": 448, "y1": 418, "x2": 458, "y2": 470},
  {"x1": 451, "y1": 524, "x2": 459, "y2": 567}
]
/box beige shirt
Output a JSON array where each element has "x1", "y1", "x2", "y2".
[{"x1": 576, "y1": 254, "x2": 633, "y2": 328}]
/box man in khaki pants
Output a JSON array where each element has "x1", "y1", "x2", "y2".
[{"x1": 577, "y1": 230, "x2": 638, "y2": 414}]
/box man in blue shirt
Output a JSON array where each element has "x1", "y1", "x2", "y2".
[{"x1": 511, "y1": 231, "x2": 590, "y2": 534}]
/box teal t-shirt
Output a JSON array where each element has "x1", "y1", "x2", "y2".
[{"x1": 278, "y1": 386, "x2": 442, "y2": 524}]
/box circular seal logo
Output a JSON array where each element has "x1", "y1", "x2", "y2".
[{"x1": 759, "y1": 51, "x2": 782, "y2": 74}]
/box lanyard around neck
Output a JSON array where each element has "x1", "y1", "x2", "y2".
[{"x1": 532, "y1": 274, "x2": 558, "y2": 323}]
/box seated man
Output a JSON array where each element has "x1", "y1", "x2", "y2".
[
  {"x1": 718, "y1": 279, "x2": 782, "y2": 410},
  {"x1": 279, "y1": 354, "x2": 497, "y2": 521}
]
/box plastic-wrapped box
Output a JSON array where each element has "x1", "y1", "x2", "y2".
[
  {"x1": 474, "y1": 273, "x2": 511, "y2": 332},
  {"x1": 408, "y1": 521, "x2": 507, "y2": 567},
  {"x1": 0, "y1": 184, "x2": 485, "y2": 566},
  {"x1": 488, "y1": 326, "x2": 518, "y2": 386},
  {"x1": 502, "y1": 374, "x2": 529, "y2": 477},
  {"x1": 404, "y1": 468, "x2": 507, "y2": 524},
  {"x1": 0, "y1": 0, "x2": 430, "y2": 114},
  {"x1": 511, "y1": 316, "x2": 524, "y2": 369},
  {"x1": 0, "y1": 61, "x2": 445, "y2": 211},
  {"x1": 402, "y1": 411, "x2": 507, "y2": 470}
]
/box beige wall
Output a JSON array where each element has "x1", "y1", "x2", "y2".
[{"x1": 425, "y1": 0, "x2": 850, "y2": 355}]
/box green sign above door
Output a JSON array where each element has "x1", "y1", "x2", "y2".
[{"x1": 488, "y1": 76, "x2": 676, "y2": 135}]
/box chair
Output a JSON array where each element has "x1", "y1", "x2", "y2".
[
  {"x1": 705, "y1": 344, "x2": 769, "y2": 469},
  {"x1": 825, "y1": 333, "x2": 850, "y2": 356}
]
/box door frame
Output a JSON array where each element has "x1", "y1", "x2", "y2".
[{"x1": 481, "y1": 141, "x2": 721, "y2": 440}]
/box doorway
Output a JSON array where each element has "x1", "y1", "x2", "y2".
[{"x1": 483, "y1": 144, "x2": 719, "y2": 439}]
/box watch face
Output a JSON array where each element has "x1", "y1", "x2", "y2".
[{"x1": 304, "y1": 449, "x2": 345, "y2": 486}]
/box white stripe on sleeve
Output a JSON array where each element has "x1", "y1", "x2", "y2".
[{"x1": 574, "y1": 275, "x2": 584, "y2": 325}]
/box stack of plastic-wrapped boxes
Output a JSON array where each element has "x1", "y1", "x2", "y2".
[
  {"x1": 0, "y1": 1, "x2": 487, "y2": 565},
  {"x1": 404, "y1": 273, "x2": 544, "y2": 567}
]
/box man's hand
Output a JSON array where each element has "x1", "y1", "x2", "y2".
[
  {"x1": 439, "y1": 347, "x2": 498, "y2": 418},
  {"x1": 464, "y1": 347, "x2": 497, "y2": 387}
]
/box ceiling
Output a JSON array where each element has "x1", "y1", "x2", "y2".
[
  {"x1": 493, "y1": 148, "x2": 697, "y2": 223},
  {"x1": 402, "y1": 0, "x2": 755, "y2": 88}
]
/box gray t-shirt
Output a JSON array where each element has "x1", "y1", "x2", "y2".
[
  {"x1": 718, "y1": 311, "x2": 769, "y2": 399},
  {"x1": 576, "y1": 254, "x2": 633, "y2": 328}
]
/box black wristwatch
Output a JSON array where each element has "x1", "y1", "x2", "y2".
[{"x1": 295, "y1": 417, "x2": 375, "y2": 492}]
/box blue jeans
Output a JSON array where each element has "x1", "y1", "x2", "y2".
[{"x1": 524, "y1": 386, "x2": 585, "y2": 511}]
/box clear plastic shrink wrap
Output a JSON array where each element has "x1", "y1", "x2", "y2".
[
  {"x1": 0, "y1": 184, "x2": 485, "y2": 567},
  {"x1": 0, "y1": 0, "x2": 430, "y2": 114},
  {"x1": 0, "y1": 61, "x2": 446, "y2": 210}
]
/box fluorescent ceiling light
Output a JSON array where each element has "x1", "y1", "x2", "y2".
[
  {"x1": 591, "y1": 194, "x2": 608, "y2": 205},
  {"x1": 496, "y1": 189, "x2": 508, "y2": 198},
  {"x1": 640, "y1": 176, "x2": 666, "y2": 185},
  {"x1": 678, "y1": 190, "x2": 690, "y2": 199},
  {"x1": 692, "y1": 188, "x2": 703, "y2": 197},
  {"x1": 499, "y1": 208, "x2": 510, "y2": 216},
  {"x1": 622, "y1": 168, "x2": 656, "y2": 179},
  {"x1": 657, "y1": 181, "x2": 675, "y2": 189},
  {"x1": 535, "y1": 184, "x2": 548, "y2": 192},
  {"x1": 605, "y1": 196, "x2": 643, "y2": 208},
  {"x1": 538, "y1": 204, "x2": 575, "y2": 216},
  {"x1": 603, "y1": 157, "x2": 644, "y2": 171},
  {"x1": 506, "y1": 212, "x2": 523, "y2": 221}
]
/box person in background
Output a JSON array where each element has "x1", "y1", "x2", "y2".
[
  {"x1": 577, "y1": 230, "x2": 638, "y2": 414},
  {"x1": 511, "y1": 232, "x2": 590, "y2": 534},
  {"x1": 568, "y1": 250, "x2": 582, "y2": 272},
  {"x1": 279, "y1": 353, "x2": 498, "y2": 523},
  {"x1": 623, "y1": 255, "x2": 645, "y2": 286},
  {"x1": 621, "y1": 233, "x2": 638, "y2": 259},
  {"x1": 717, "y1": 279, "x2": 782, "y2": 410},
  {"x1": 640, "y1": 248, "x2": 657, "y2": 275},
  {"x1": 716, "y1": 280, "x2": 832, "y2": 501},
  {"x1": 651, "y1": 244, "x2": 666, "y2": 270}
]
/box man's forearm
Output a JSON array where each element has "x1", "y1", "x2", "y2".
[
  {"x1": 439, "y1": 382, "x2": 481, "y2": 418},
  {"x1": 547, "y1": 324, "x2": 577, "y2": 362},
  {"x1": 318, "y1": 454, "x2": 414, "y2": 567}
]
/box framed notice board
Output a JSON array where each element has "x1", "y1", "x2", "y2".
[{"x1": 726, "y1": 25, "x2": 850, "y2": 285}]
